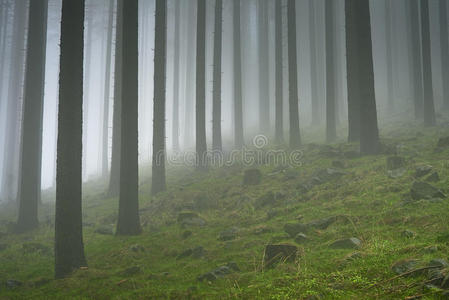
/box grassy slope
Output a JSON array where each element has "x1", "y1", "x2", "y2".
[{"x1": 0, "y1": 125, "x2": 449, "y2": 299}]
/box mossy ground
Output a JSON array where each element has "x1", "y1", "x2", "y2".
[{"x1": 1, "y1": 122, "x2": 449, "y2": 299}]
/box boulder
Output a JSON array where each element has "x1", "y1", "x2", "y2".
[
  {"x1": 294, "y1": 233, "x2": 309, "y2": 244},
  {"x1": 329, "y1": 238, "x2": 361, "y2": 249},
  {"x1": 284, "y1": 223, "x2": 309, "y2": 237},
  {"x1": 391, "y1": 259, "x2": 419, "y2": 275},
  {"x1": 264, "y1": 244, "x2": 298, "y2": 267},
  {"x1": 425, "y1": 172, "x2": 440, "y2": 183},
  {"x1": 410, "y1": 181, "x2": 445, "y2": 200},
  {"x1": 415, "y1": 165, "x2": 433, "y2": 178},
  {"x1": 243, "y1": 169, "x2": 262, "y2": 185}
]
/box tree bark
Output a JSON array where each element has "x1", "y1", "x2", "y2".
[
  {"x1": 151, "y1": 0, "x2": 167, "y2": 196},
  {"x1": 17, "y1": 0, "x2": 48, "y2": 232},
  {"x1": 196, "y1": 0, "x2": 207, "y2": 168},
  {"x1": 309, "y1": 0, "x2": 320, "y2": 126},
  {"x1": 325, "y1": 0, "x2": 336, "y2": 143},
  {"x1": 55, "y1": 0, "x2": 87, "y2": 279},
  {"x1": 116, "y1": 0, "x2": 141, "y2": 235},
  {"x1": 409, "y1": 0, "x2": 424, "y2": 119},
  {"x1": 274, "y1": 0, "x2": 283, "y2": 143},
  {"x1": 233, "y1": 0, "x2": 244, "y2": 148},
  {"x1": 439, "y1": 0, "x2": 449, "y2": 109},
  {"x1": 212, "y1": 0, "x2": 223, "y2": 151},
  {"x1": 287, "y1": 0, "x2": 301, "y2": 149},
  {"x1": 172, "y1": 0, "x2": 180, "y2": 151},
  {"x1": 258, "y1": 0, "x2": 269, "y2": 135},
  {"x1": 385, "y1": 0, "x2": 394, "y2": 112}
]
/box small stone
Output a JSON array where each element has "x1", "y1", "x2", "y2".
[
  {"x1": 130, "y1": 244, "x2": 145, "y2": 252},
  {"x1": 415, "y1": 165, "x2": 433, "y2": 178},
  {"x1": 401, "y1": 230, "x2": 416, "y2": 238},
  {"x1": 329, "y1": 238, "x2": 362, "y2": 249},
  {"x1": 218, "y1": 227, "x2": 239, "y2": 241},
  {"x1": 308, "y1": 217, "x2": 337, "y2": 230},
  {"x1": 181, "y1": 230, "x2": 193, "y2": 239},
  {"x1": 294, "y1": 233, "x2": 309, "y2": 244},
  {"x1": 6, "y1": 280, "x2": 22, "y2": 289},
  {"x1": 243, "y1": 169, "x2": 262, "y2": 185},
  {"x1": 344, "y1": 252, "x2": 362, "y2": 262},
  {"x1": 387, "y1": 156, "x2": 406, "y2": 170},
  {"x1": 284, "y1": 223, "x2": 309, "y2": 237},
  {"x1": 226, "y1": 261, "x2": 240, "y2": 272},
  {"x1": 254, "y1": 226, "x2": 272, "y2": 235},
  {"x1": 197, "y1": 272, "x2": 217, "y2": 282},
  {"x1": 391, "y1": 259, "x2": 419, "y2": 275},
  {"x1": 425, "y1": 172, "x2": 440, "y2": 182},
  {"x1": 264, "y1": 244, "x2": 298, "y2": 267}
]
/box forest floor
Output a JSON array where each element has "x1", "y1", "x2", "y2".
[{"x1": 1, "y1": 122, "x2": 449, "y2": 299}]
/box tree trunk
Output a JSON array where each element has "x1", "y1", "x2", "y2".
[
  {"x1": 16, "y1": 0, "x2": 48, "y2": 232},
  {"x1": 309, "y1": 0, "x2": 320, "y2": 127},
  {"x1": 233, "y1": 0, "x2": 244, "y2": 148},
  {"x1": 151, "y1": 0, "x2": 167, "y2": 196},
  {"x1": 212, "y1": 0, "x2": 223, "y2": 151},
  {"x1": 196, "y1": 0, "x2": 207, "y2": 168},
  {"x1": 108, "y1": 0, "x2": 122, "y2": 198},
  {"x1": 325, "y1": 0, "x2": 336, "y2": 143},
  {"x1": 420, "y1": 0, "x2": 436, "y2": 126},
  {"x1": 287, "y1": 0, "x2": 301, "y2": 149},
  {"x1": 385, "y1": 0, "x2": 394, "y2": 112},
  {"x1": 274, "y1": 0, "x2": 283, "y2": 143},
  {"x1": 439, "y1": 0, "x2": 449, "y2": 109},
  {"x1": 55, "y1": 0, "x2": 87, "y2": 279},
  {"x1": 258, "y1": 0, "x2": 269, "y2": 135},
  {"x1": 172, "y1": 0, "x2": 180, "y2": 151},
  {"x1": 409, "y1": 0, "x2": 424, "y2": 119},
  {"x1": 116, "y1": 0, "x2": 141, "y2": 235}
]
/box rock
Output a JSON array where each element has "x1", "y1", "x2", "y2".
[
  {"x1": 284, "y1": 217, "x2": 337, "y2": 237},
  {"x1": 243, "y1": 169, "x2": 262, "y2": 185},
  {"x1": 197, "y1": 262, "x2": 239, "y2": 282},
  {"x1": 428, "y1": 259, "x2": 449, "y2": 268},
  {"x1": 94, "y1": 226, "x2": 114, "y2": 235},
  {"x1": 437, "y1": 136, "x2": 449, "y2": 148},
  {"x1": 218, "y1": 227, "x2": 239, "y2": 241},
  {"x1": 343, "y1": 252, "x2": 362, "y2": 262},
  {"x1": 296, "y1": 183, "x2": 311, "y2": 194},
  {"x1": 387, "y1": 156, "x2": 406, "y2": 170},
  {"x1": 284, "y1": 223, "x2": 310, "y2": 238},
  {"x1": 410, "y1": 181, "x2": 445, "y2": 200},
  {"x1": 401, "y1": 230, "x2": 416, "y2": 238},
  {"x1": 391, "y1": 259, "x2": 419, "y2": 275},
  {"x1": 6, "y1": 280, "x2": 23, "y2": 289},
  {"x1": 423, "y1": 246, "x2": 438, "y2": 253},
  {"x1": 226, "y1": 261, "x2": 240, "y2": 272},
  {"x1": 427, "y1": 268, "x2": 445, "y2": 286},
  {"x1": 254, "y1": 226, "x2": 272, "y2": 235},
  {"x1": 197, "y1": 272, "x2": 217, "y2": 282},
  {"x1": 266, "y1": 209, "x2": 280, "y2": 220},
  {"x1": 294, "y1": 233, "x2": 309, "y2": 244},
  {"x1": 332, "y1": 160, "x2": 345, "y2": 169},
  {"x1": 181, "y1": 230, "x2": 193, "y2": 239},
  {"x1": 22, "y1": 242, "x2": 52, "y2": 255},
  {"x1": 264, "y1": 244, "x2": 298, "y2": 267},
  {"x1": 177, "y1": 212, "x2": 206, "y2": 227},
  {"x1": 307, "y1": 217, "x2": 337, "y2": 230},
  {"x1": 425, "y1": 172, "x2": 440, "y2": 183},
  {"x1": 442, "y1": 274, "x2": 449, "y2": 289},
  {"x1": 192, "y1": 246, "x2": 205, "y2": 259},
  {"x1": 415, "y1": 165, "x2": 433, "y2": 178},
  {"x1": 329, "y1": 238, "x2": 362, "y2": 249},
  {"x1": 177, "y1": 249, "x2": 193, "y2": 260},
  {"x1": 387, "y1": 168, "x2": 406, "y2": 179},
  {"x1": 255, "y1": 192, "x2": 276, "y2": 209},
  {"x1": 120, "y1": 266, "x2": 141, "y2": 276}
]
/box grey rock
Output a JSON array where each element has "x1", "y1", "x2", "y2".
[
  {"x1": 401, "y1": 230, "x2": 416, "y2": 238},
  {"x1": 243, "y1": 169, "x2": 262, "y2": 185},
  {"x1": 284, "y1": 223, "x2": 310, "y2": 237},
  {"x1": 387, "y1": 168, "x2": 406, "y2": 179},
  {"x1": 415, "y1": 165, "x2": 433, "y2": 178},
  {"x1": 425, "y1": 172, "x2": 440, "y2": 182},
  {"x1": 197, "y1": 262, "x2": 239, "y2": 282},
  {"x1": 218, "y1": 227, "x2": 239, "y2": 241},
  {"x1": 284, "y1": 217, "x2": 336, "y2": 237},
  {"x1": 294, "y1": 233, "x2": 309, "y2": 244},
  {"x1": 308, "y1": 216, "x2": 337, "y2": 230},
  {"x1": 387, "y1": 156, "x2": 406, "y2": 170},
  {"x1": 329, "y1": 238, "x2": 362, "y2": 249},
  {"x1": 197, "y1": 272, "x2": 217, "y2": 282},
  {"x1": 391, "y1": 259, "x2": 419, "y2": 275},
  {"x1": 428, "y1": 259, "x2": 449, "y2": 268},
  {"x1": 410, "y1": 181, "x2": 445, "y2": 200},
  {"x1": 343, "y1": 151, "x2": 359, "y2": 159},
  {"x1": 264, "y1": 244, "x2": 298, "y2": 267},
  {"x1": 226, "y1": 261, "x2": 240, "y2": 272},
  {"x1": 6, "y1": 280, "x2": 22, "y2": 289},
  {"x1": 130, "y1": 244, "x2": 145, "y2": 252},
  {"x1": 192, "y1": 246, "x2": 205, "y2": 259},
  {"x1": 177, "y1": 212, "x2": 206, "y2": 227},
  {"x1": 181, "y1": 230, "x2": 193, "y2": 239}
]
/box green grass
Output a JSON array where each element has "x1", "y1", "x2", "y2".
[{"x1": 1, "y1": 124, "x2": 449, "y2": 299}]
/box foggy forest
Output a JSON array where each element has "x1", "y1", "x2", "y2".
[{"x1": 0, "y1": 0, "x2": 449, "y2": 298}]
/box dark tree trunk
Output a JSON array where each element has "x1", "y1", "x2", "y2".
[
  {"x1": 16, "y1": 0, "x2": 48, "y2": 232},
  {"x1": 196, "y1": 0, "x2": 207, "y2": 168},
  {"x1": 325, "y1": 0, "x2": 336, "y2": 143},
  {"x1": 151, "y1": 0, "x2": 167, "y2": 196},
  {"x1": 116, "y1": 0, "x2": 141, "y2": 235},
  {"x1": 309, "y1": 0, "x2": 320, "y2": 127},
  {"x1": 409, "y1": 0, "x2": 424, "y2": 119},
  {"x1": 108, "y1": 0, "x2": 122, "y2": 198},
  {"x1": 274, "y1": 0, "x2": 283, "y2": 143},
  {"x1": 420, "y1": 0, "x2": 436, "y2": 126},
  {"x1": 233, "y1": 0, "x2": 244, "y2": 148},
  {"x1": 258, "y1": 0, "x2": 269, "y2": 135},
  {"x1": 287, "y1": 0, "x2": 301, "y2": 149},
  {"x1": 172, "y1": 0, "x2": 180, "y2": 151},
  {"x1": 55, "y1": 0, "x2": 87, "y2": 279},
  {"x1": 345, "y1": 0, "x2": 360, "y2": 142},
  {"x1": 212, "y1": 0, "x2": 223, "y2": 151},
  {"x1": 439, "y1": 0, "x2": 449, "y2": 109},
  {"x1": 385, "y1": 0, "x2": 394, "y2": 112},
  {"x1": 101, "y1": 0, "x2": 114, "y2": 179},
  {"x1": 347, "y1": 0, "x2": 380, "y2": 155}
]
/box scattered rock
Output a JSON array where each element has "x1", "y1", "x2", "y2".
[
  {"x1": 401, "y1": 230, "x2": 416, "y2": 238},
  {"x1": 387, "y1": 156, "x2": 406, "y2": 170},
  {"x1": 94, "y1": 226, "x2": 114, "y2": 235},
  {"x1": 177, "y1": 212, "x2": 206, "y2": 227},
  {"x1": 181, "y1": 230, "x2": 193, "y2": 239},
  {"x1": 218, "y1": 227, "x2": 239, "y2": 241},
  {"x1": 22, "y1": 242, "x2": 52, "y2": 255},
  {"x1": 264, "y1": 244, "x2": 298, "y2": 267},
  {"x1": 425, "y1": 172, "x2": 440, "y2": 182},
  {"x1": 243, "y1": 169, "x2": 262, "y2": 185},
  {"x1": 329, "y1": 238, "x2": 361, "y2": 249},
  {"x1": 197, "y1": 262, "x2": 239, "y2": 282},
  {"x1": 294, "y1": 233, "x2": 309, "y2": 244},
  {"x1": 255, "y1": 192, "x2": 276, "y2": 209},
  {"x1": 197, "y1": 272, "x2": 217, "y2": 282},
  {"x1": 410, "y1": 181, "x2": 445, "y2": 200},
  {"x1": 120, "y1": 266, "x2": 141, "y2": 276},
  {"x1": 415, "y1": 165, "x2": 433, "y2": 178},
  {"x1": 6, "y1": 280, "x2": 23, "y2": 289},
  {"x1": 226, "y1": 261, "x2": 240, "y2": 272},
  {"x1": 130, "y1": 244, "x2": 145, "y2": 252},
  {"x1": 387, "y1": 168, "x2": 406, "y2": 179},
  {"x1": 391, "y1": 259, "x2": 419, "y2": 275}
]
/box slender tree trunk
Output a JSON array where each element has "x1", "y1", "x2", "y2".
[
  {"x1": 196, "y1": 0, "x2": 207, "y2": 168},
  {"x1": 325, "y1": 0, "x2": 336, "y2": 143},
  {"x1": 233, "y1": 0, "x2": 244, "y2": 148},
  {"x1": 108, "y1": 0, "x2": 122, "y2": 198},
  {"x1": 309, "y1": 0, "x2": 319, "y2": 126},
  {"x1": 258, "y1": 0, "x2": 269, "y2": 135},
  {"x1": 274, "y1": 0, "x2": 283, "y2": 143},
  {"x1": 151, "y1": 0, "x2": 167, "y2": 195},
  {"x1": 172, "y1": 0, "x2": 180, "y2": 151},
  {"x1": 55, "y1": 0, "x2": 87, "y2": 279},
  {"x1": 287, "y1": 0, "x2": 300, "y2": 149},
  {"x1": 116, "y1": 0, "x2": 141, "y2": 235},
  {"x1": 420, "y1": 0, "x2": 436, "y2": 126},
  {"x1": 101, "y1": 0, "x2": 114, "y2": 179},
  {"x1": 409, "y1": 0, "x2": 424, "y2": 119},
  {"x1": 439, "y1": 0, "x2": 449, "y2": 109},
  {"x1": 385, "y1": 0, "x2": 394, "y2": 112},
  {"x1": 212, "y1": 0, "x2": 223, "y2": 151},
  {"x1": 16, "y1": 0, "x2": 48, "y2": 232},
  {"x1": 345, "y1": 0, "x2": 360, "y2": 142}
]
